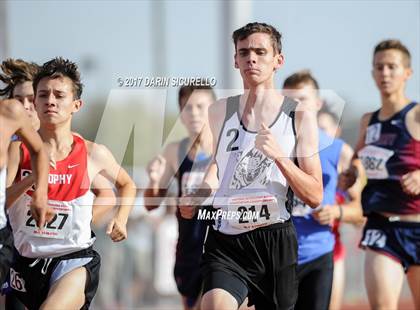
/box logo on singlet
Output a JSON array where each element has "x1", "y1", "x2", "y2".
[
  {"x1": 49, "y1": 174, "x2": 72, "y2": 185},
  {"x1": 21, "y1": 169, "x2": 73, "y2": 186},
  {"x1": 230, "y1": 148, "x2": 273, "y2": 190}
]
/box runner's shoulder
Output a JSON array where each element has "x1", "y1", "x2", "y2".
[
  {"x1": 405, "y1": 102, "x2": 420, "y2": 122},
  {"x1": 162, "y1": 141, "x2": 181, "y2": 169},
  {"x1": 84, "y1": 139, "x2": 111, "y2": 160},
  {"x1": 360, "y1": 112, "x2": 374, "y2": 130}
]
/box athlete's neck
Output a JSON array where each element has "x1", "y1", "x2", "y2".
[
  {"x1": 379, "y1": 89, "x2": 411, "y2": 119},
  {"x1": 240, "y1": 89, "x2": 283, "y2": 129},
  {"x1": 243, "y1": 78, "x2": 276, "y2": 101},
  {"x1": 243, "y1": 87, "x2": 279, "y2": 108},
  {"x1": 39, "y1": 126, "x2": 74, "y2": 162}
]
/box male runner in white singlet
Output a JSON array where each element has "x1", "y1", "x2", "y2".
[{"x1": 180, "y1": 22, "x2": 323, "y2": 310}]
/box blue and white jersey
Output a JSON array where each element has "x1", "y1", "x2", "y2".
[{"x1": 292, "y1": 129, "x2": 343, "y2": 265}]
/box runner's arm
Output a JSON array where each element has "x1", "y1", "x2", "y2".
[
  {"x1": 275, "y1": 104, "x2": 323, "y2": 208},
  {"x1": 4, "y1": 100, "x2": 49, "y2": 227},
  {"x1": 92, "y1": 143, "x2": 136, "y2": 241},
  {"x1": 144, "y1": 143, "x2": 178, "y2": 211},
  {"x1": 338, "y1": 113, "x2": 371, "y2": 191},
  {"x1": 5, "y1": 142, "x2": 30, "y2": 208},
  {"x1": 200, "y1": 99, "x2": 226, "y2": 192},
  {"x1": 91, "y1": 174, "x2": 117, "y2": 226}
]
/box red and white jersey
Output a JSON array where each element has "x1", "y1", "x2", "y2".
[
  {"x1": 0, "y1": 168, "x2": 6, "y2": 229},
  {"x1": 8, "y1": 135, "x2": 95, "y2": 258}
]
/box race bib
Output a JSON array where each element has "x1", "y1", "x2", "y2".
[
  {"x1": 358, "y1": 145, "x2": 394, "y2": 179},
  {"x1": 361, "y1": 229, "x2": 386, "y2": 248},
  {"x1": 227, "y1": 192, "x2": 280, "y2": 230},
  {"x1": 291, "y1": 196, "x2": 312, "y2": 217},
  {"x1": 22, "y1": 200, "x2": 72, "y2": 239},
  {"x1": 10, "y1": 268, "x2": 27, "y2": 292}
]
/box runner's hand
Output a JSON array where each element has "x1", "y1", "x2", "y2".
[
  {"x1": 179, "y1": 187, "x2": 212, "y2": 219},
  {"x1": 147, "y1": 155, "x2": 166, "y2": 184},
  {"x1": 30, "y1": 191, "x2": 54, "y2": 228},
  {"x1": 401, "y1": 170, "x2": 420, "y2": 196},
  {"x1": 255, "y1": 123, "x2": 284, "y2": 160},
  {"x1": 312, "y1": 205, "x2": 338, "y2": 226},
  {"x1": 178, "y1": 194, "x2": 200, "y2": 219},
  {"x1": 106, "y1": 217, "x2": 128, "y2": 242}
]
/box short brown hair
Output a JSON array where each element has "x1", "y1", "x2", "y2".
[
  {"x1": 232, "y1": 22, "x2": 282, "y2": 54},
  {"x1": 283, "y1": 70, "x2": 320, "y2": 91},
  {"x1": 374, "y1": 39, "x2": 411, "y2": 68},
  {"x1": 178, "y1": 81, "x2": 216, "y2": 110},
  {"x1": 0, "y1": 59, "x2": 39, "y2": 98},
  {"x1": 33, "y1": 57, "x2": 83, "y2": 99}
]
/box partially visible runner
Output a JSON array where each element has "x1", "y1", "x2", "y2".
[
  {"x1": 0, "y1": 59, "x2": 117, "y2": 309},
  {"x1": 180, "y1": 22, "x2": 323, "y2": 310},
  {"x1": 317, "y1": 106, "x2": 366, "y2": 310},
  {"x1": 283, "y1": 70, "x2": 364, "y2": 310},
  {"x1": 144, "y1": 83, "x2": 215, "y2": 310},
  {"x1": 0, "y1": 58, "x2": 42, "y2": 310},
  {"x1": 345, "y1": 39, "x2": 419, "y2": 310},
  {"x1": 0, "y1": 59, "x2": 40, "y2": 131},
  {"x1": 5, "y1": 57, "x2": 136, "y2": 309},
  {"x1": 0, "y1": 97, "x2": 49, "y2": 284}
]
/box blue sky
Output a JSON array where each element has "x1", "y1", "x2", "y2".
[{"x1": 4, "y1": 0, "x2": 419, "y2": 127}]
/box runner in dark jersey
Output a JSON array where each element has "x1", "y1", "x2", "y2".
[
  {"x1": 345, "y1": 39, "x2": 419, "y2": 310},
  {"x1": 144, "y1": 83, "x2": 215, "y2": 310}
]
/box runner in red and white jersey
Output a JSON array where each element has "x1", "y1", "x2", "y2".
[{"x1": 5, "y1": 57, "x2": 136, "y2": 310}]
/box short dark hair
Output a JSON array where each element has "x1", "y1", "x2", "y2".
[
  {"x1": 283, "y1": 69, "x2": 320, "y2": 90},
  {"x1": 178, "y1": 81, "x2": 216, "y2": 110},
  {"x1": 0, "y1": 59, "x2": 39, "y2": 98},
  {"x1": 374, "y1": 39, "x2": 411, "y2": 68},
  {"x1": 33, "y1": 57, "x2": 83, "y2": 99},
  {"x1": 232, "y1": 22, "x2": 282, "y2": 54}
]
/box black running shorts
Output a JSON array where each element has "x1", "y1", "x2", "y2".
[{"x1": 201, "y1": 221, "x2": 298, "y2": 310}]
